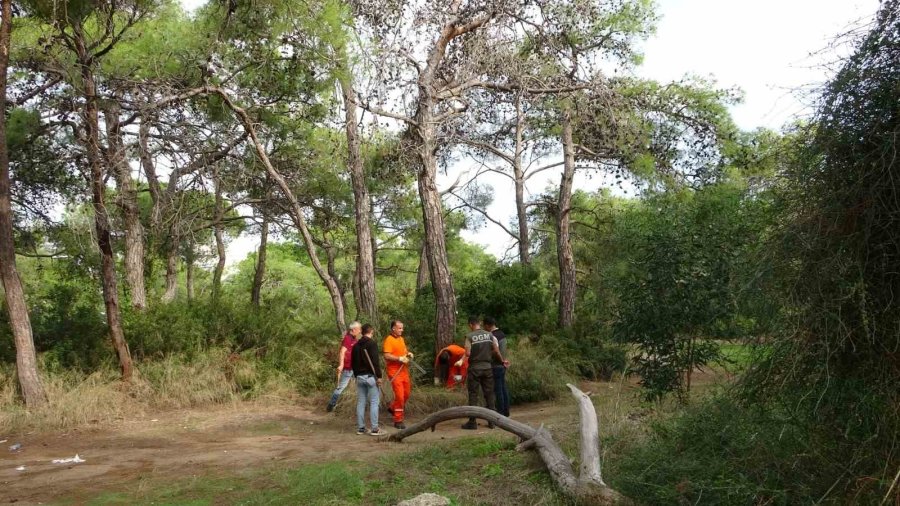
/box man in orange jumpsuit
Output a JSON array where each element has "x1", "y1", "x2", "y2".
[
  {"x1": 383, "y1": 320, "x2": 413, "y2": 430},
  {"x1": 434, "y1": 344, "x2": 468, "y2": 389}
]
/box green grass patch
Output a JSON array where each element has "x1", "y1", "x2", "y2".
[{"x1": 718, "y1": 341, "x2": 753, "y2": 372}]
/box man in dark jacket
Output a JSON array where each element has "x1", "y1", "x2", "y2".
[
  {"x1": 461, "y1": 316, "x2": 509, "y2": 430},
  {"x1": 484, "y1": 317, "x2": 510, "y2": 417},
  {"x1": 351, "y1": 324, "x2": 383, "y2": 435}
]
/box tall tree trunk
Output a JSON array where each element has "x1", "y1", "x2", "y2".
[
  {"x1": 324, "y1": 239, "x2": 350, "y2": 319},
  {"x1": 103, "y1": 103, "x2": 147, "y2": 311},
  {"x1": 73, "y1": 24, "x2": 133, "y2": 380},
  {"x1": 416, "y1": 242, "x2": 430, "y2": 291},
  {"x1": 251, "y1": 213, "x2": 268, "y2": 308},
  {"x1": 138, "y1": 118, "x2": 162, "y2": 231},
  {"x1": 513, "y1": 95, "x2": 530, "y2": 265},
  {"x1": 186, "y1": 242, "x2": 195, "y2": 302},
  {"x1": 557, "y1": 107, "x2": 577, "y2": 329},
  {"x1": 339, "y1": 76, "x2": 377, "y2": 323},
  {"x1": 205, "y1": 89, "x2": 347, "y2": 332},
  {"x1": 212, "y1": 168, "x2": 225, "y2": 299},
  {"x1": 416, "y1": 152, "x2": 457, "y2": 350},
  {"x1": 162, "y1": 234, "x2": 179, "y2": 302},
  {"x1": 0, "y1": 0, "x2": 47, "y2": 407}
]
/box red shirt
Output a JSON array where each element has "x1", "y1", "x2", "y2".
[{"x1": 341, "y1": 333, "x2": 357, "y2": 370}]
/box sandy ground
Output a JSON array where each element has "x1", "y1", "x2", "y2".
[{"x1": 0, "y1": 391, "x2": 591, "y2": 505}]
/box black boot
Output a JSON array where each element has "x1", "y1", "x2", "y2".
[{"x1": 461, "y1": 419, "x2": 478, "y2": 430}]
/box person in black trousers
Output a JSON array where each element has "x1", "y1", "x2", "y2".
[
  {"x1": 461, "y1": 316, "x2": 509, "y2": 430},
  {"x1": 484, "y1": 317, "x2": 510, "y2": 417}
]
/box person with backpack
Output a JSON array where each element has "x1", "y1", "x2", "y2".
[{"x1": 351, "y1": 323, "x2": 383, "y2": 435}]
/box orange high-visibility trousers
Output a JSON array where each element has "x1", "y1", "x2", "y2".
[
  {"x1": 390, "y1": 371, "x2": 411, "y2": 423},
  {"x1": 446, "y1": 359, "x2": 468, "y2": 389}
]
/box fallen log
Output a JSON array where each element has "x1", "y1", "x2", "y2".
[{"x1": 387, "y1": 383, "x2": 629, "y2": 505}]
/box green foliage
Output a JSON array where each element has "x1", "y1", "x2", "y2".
[
  {"x1": 456, "y1": 264, "x2": 551, "y2": 335},
  {"x1": 505, "y1": 339, "x2": 572, "y2": 404},
  {"x1": 611, "y1": 183, "x2": 768, "y2": 400},
  {"x1": 611, "y1": 396, "x2": 827, "y2": 505}
]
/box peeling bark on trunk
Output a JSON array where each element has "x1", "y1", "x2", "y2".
[
  {"x1": 251, "y1": 214, "x2": 268, "y2": 308},
  {"x1": 0, "y1": 0, "x2": 46, "y2": 407},
  {"x1": 389, "y1": 384, "x2": 628, "y2": 505},
  {"x1": 557, "y1": 107, "x2": 577, "y2": 329},
  {"x1": 212, "y1": 168, "x2": 226, "y2": 300},
  {"x1": 339, "y1": 76, "x2": 377, "y2": 323},
  {"x1": 416, "y1": 243, "x2": 430, "y2": 291},
  {"x1": 103, "y1": 103, "x2": 147, "y2": 311},
  {"x1": 73, "y1": 24, "x2": 133, "y2": 380},
  {"x1": 413, "y1": 24, "x2": 459, "y2": 350}
]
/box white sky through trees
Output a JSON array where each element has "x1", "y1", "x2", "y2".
[{"x1": 177, "y1": 0, "x2": 880, "y2": 263}]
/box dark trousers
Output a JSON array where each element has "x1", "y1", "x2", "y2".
[
  {"x1": 467, "y1": 367, "x2": 495, "y2": 422},
  {"x1": 492, "y1": 366, "x2": 510, "y2": 417}
]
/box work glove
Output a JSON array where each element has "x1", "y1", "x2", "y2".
[
  {"x1": 454, "y1": 358, "x2": 464, "y2": 367},
  {"x1": 398, "y1": 356, "x2": 409, "y2": 364},
  {"x1": 407, "y1": 352, "x2": 415, "y2": 360}
]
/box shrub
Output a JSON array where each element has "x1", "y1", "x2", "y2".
[
  {"x1": 456, "y1": 264, "x2": 552, "y2": 335},
  {"x1": 505, "y1": 339, "x2": 573, "y2": 404},
  {"x1": 608, "y1": 393, "x2": 894, "y2": 505}
]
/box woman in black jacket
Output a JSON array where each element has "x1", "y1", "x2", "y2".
[{"x1": 351, "y1": 324, "x2": 383, "y2": 435}]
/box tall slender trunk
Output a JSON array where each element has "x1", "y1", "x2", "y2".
[
  {"x1": 339, "y1": 75, "x2": 377, "y2": 323},
  {"x1": 251, "y1": 213, "x2": 268, "y2": 308},
  {"x1": 557, "y1": 107, "x2": 577, "y2": 329},
  {"x1": 513, "y1": 95, "x2": 530, "y2": 265},
  {"x1": 416, "y1": 152, "x2": 457, "y2": 349},
  {"x1": 73, "y1": 24, "x2": 133, "y2": 380},
  {"x1": 212, "y1": 168, "x2": 225, "y2": 299},
  {"x1": 162, "y1": 234, "x2": 179, "y2": 302},
  {"x1": 324, "y1": 239, "x2": 350, "y2": 318},
  {"x1": 103, "y1": 103, "x2": 147, "y2": 310},
  {"x1": 186, "y1": 241, "x2": 195, "y2": 302},
  {"x1": 138, "y1": 118, "x2": 162, "y2": 231},
  {"x1": 205, "y1": 89, "x2": 347, "y2": 332},
  {"x1": 0, "y1": 0, "x2": 46, "y2": 407},
  {"x1": 416, "y1": 242, "x2": 430, "y2": 291}
]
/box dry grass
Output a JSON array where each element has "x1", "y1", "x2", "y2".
[{"x1": 0, "y1": 348, "x2": 300, "y2": 434}]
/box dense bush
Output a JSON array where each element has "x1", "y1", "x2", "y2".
[
  {"x1": 611, "y1": 396, "x2": 828, "y2": 505},
  {"x1": 456, "y1": 264, "x2": 552, "y2": 335},
  {"x1": 504, "y1": 339, "x2": 574, "y2": 404}
]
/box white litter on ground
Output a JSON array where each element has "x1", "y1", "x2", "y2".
[
  {"x1": 15, "y1": 466, "x2": 25, "y2": 471},
  {"x1": 51, "y1": 454, "x2": 86, "y2": 464}
]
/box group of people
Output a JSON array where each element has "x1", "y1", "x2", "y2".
[{"x1": 326, "y1": 317, "x2": 511, "y2": 435}]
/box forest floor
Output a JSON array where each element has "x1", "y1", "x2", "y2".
[{"x1": 0, "y1": 371, "x2": 726, "y2": 506}]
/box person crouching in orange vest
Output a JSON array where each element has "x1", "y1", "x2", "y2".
[
  {"x1": 382, "y1": 320, "x2": 412, "y2": 430},
  {"x1": 434, "y1": 344, "x2": 468, "y2": 389}
]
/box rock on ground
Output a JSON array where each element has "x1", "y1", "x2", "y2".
[{"x1": 396, "y1": 492, "x2": 452, "y2": 506}]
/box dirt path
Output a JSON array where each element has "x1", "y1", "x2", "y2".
[{"x1": 0, "y1": 394, "x2": 581, "y2": 505}]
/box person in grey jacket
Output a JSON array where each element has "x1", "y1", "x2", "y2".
[{"x1": 461, "y1": 316, "x2": 509, "y2": 430}]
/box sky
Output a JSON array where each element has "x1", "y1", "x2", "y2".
[{"x1": 212, "y1": 0, "x2": 882, "y2": 266}]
